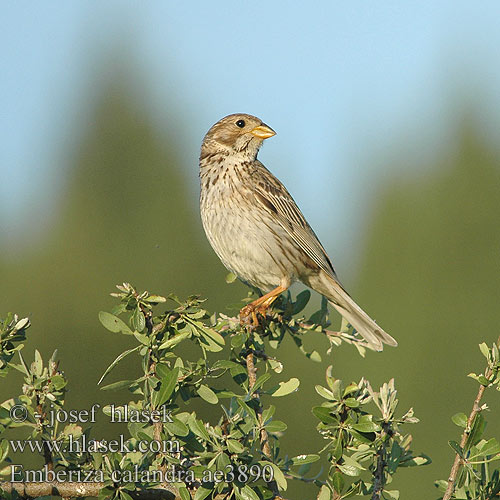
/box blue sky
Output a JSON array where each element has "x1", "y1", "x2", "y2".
[{"x1": 2, "y1": 1, "x2": 500, "y2": 269}]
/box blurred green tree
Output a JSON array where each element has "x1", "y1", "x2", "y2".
[
  {"x1": 335, "y1": 117, "x2": 500, "y2": 499},
  {"x1": 0, "y1": 67, "x2": 247, "y2": 424},
  {"x1": 2, "y1": 63, "x2": 500, "y2": 499}
]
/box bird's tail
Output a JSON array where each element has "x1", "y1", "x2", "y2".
[{"x1": 306, "y1": 272, "x2": 397, "y2": 352}]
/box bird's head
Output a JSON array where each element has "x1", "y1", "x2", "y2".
[{"x1": 201, "y1": 113, "x2": 276, "y2": 161}]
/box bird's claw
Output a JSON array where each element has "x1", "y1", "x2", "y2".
[{"x1": 239, "y1": 304, "x2": 269, "y2": 328}]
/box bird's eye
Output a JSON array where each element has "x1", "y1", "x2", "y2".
[{"x1": 235, "y1": 119, "x2": 246, "y2": 128}]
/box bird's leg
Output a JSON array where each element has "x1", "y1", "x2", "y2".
[
  {"x1": 255, "y1": 290, "x2": 285, "y2": 317},
  {"x1": 239, "y1": 285, "x2": 288, "y2": 326}
]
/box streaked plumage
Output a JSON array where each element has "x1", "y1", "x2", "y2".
[{"x1": 199, "y1": 113, "x2": 397, "y2": 351}]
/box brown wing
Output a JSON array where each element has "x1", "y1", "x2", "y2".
[{"x1": 249, "y1": 161, "x2": 338, "y2": 279}]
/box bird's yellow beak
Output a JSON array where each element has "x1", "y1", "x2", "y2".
[{"x1": 250, "y1": 124, "x2": 276, "y2": 139}]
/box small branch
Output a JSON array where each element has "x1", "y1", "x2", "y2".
[
  {"x1": 35, "y1": 397, "x2": 53, "y2": 471},
  {"x1": 35, "y1": 356, "x2": 60, "y2": 472},
  {"x1": 371, "y1": 424, "x2": 388, "y2": 500},
  {"x1": 443, "y1": 337, "x2": 500, "y2": 500},
  {"x1": 0, "y1": 482, "x2": 177, "y2": 499},
  {"x1": 144, "y1": 305, "x2": 174, "y2": 496},
  {"x1": 150, "y1": 376, "x2": 169, "y2": 489},
  {"x1": 297, "y1": 322, "x2": 371, "y2": 349},
  {"x1": 246, "y1": 351, "x2": 257, "y2": 389},
  {"x1": 245, "y1": 352, "x2": 272, "y2": 458},
  {"x1": 245, "y1": 350, "x2": 284, "y2": 500},
  {"x1": 442, "y1": 383, "x2": 487, "y2": 500}
]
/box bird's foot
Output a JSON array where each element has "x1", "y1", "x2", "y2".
[
  {"x1": 239, "y1": 285, "x2": 287, "y2": 328},
  {"x1": 239, "y1": 304, "x2": 258, "y2": 327},
  {"x1": 239, "y1": 304, "x2": 270, "y2": 327}
]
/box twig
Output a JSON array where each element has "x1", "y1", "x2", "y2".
[
  {"x1": 297, "y1": 321, "x2": 371, "y2": 349},
  {"x1": 442, "y1": 337, "x2": 500, "y2": 500},
  {"x1": 245, "y1": 350, "x2": 284, "y2": 500},
  {"x1": 145, "y1": 306, "x2": 173, "y2": 495},
  {"x1": 371, "y1": 423, "x2": 389, "y2": 500},
  {"x1": 35, "y1": 397, "x2": 53, "y2": 471},
  {"x1": 245, "y1": 352, "x2": 272, "y2": 458},
  {"x1": 0, "y1": 482, "x2": 177, "y2": 499},
  {"x1": 0, "y1": 481, "x2": 238, "y2": 500},
  {"x1": 442, "y1": 384, "x2": 487, "y2": 500},
  {"x1": 35, "y1": 358, "x2": 60, "y2": 471}
]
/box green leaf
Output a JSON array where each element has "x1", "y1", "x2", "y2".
[
  {"x1": 212, "y1": 360, "x2": 240, "y2": 370},
  {"x1": 239, "y1": 485, "x2": 260, "y2": 500},
  {"x1": 153, "y1": 367, "x2": 179, "y2": 406},
  {"x1": 17, "y1": 351, "x2": 29, "y2": 376},
  {"x1": 312, "y1": 406, "x2": 335, "y2": 424},
  {"x1": 14, "y1": 317, "x2": 30, "y2": 331},
  {"x1": 100, "y1": 379, "x2": 139, "y2": 391},
  {"x1": 132, "y1": 308, "x2": 146, "y2": 332},
  {"x1": 434, "y1": 480, "x2": 448, "y2": 492},
  {"x1": 188, "y1": 415, "x2": 211, "y2": 442},
  {"x1": 178, "y1": 486, "x2": 191, "y2": 500},
  {"x1": 227, "y1": 439, "x2": 245, "y2": 454},
  {"x1": 451, "y1": 412, "x2": 468, "y2": 428},
  {"x1": 308, "y1": 350, "x2": 322, "y2": 362},
  {"x1": 468, "y1": 372, "x2": 491, "y2": 386},
  {"x1": 332, "y1": 470, "x2": 344, "y2": 494},
  {"x1": 144, "y1": 294, "x2": 167, "y2": 303},
  {"x1": 193, "y1": 486, "x2": 212, "y2": 500},
  {"x1": 252, "y1": 373, "x2": 271, "y2": 393},
  {"x1": 231, "y1": 332, "x2": 246, "y2": 348},
  {"x1": 343, "y1": 383, "x2": 359, "y2": 396},
  {"x1": 337, "y1": 464, "x2": 359, "y2": 477},
  {"x1": 165, "y1": 418, "x2": 189, "y2": 437},
  {"x1": 330, "y1": 379, "x2": 342, "y2": 400},
  {"x1": 293, "y1": 290, "x2": 311, "y2": 314},
  {"x1": 156, "y1": 363, "x2": 175, "y2": 381},
  {"x1": 332, "y1": 435, "x2": 343, "y2": 460},
  {"x1": 51, "y1": 374, "x2": 66, "y2": 390},
  {"x1": 197, "y1": 385, "x2": 218, "y2": 405},
  {"x1": 344, "y1": 398, "x2": 360, "y2": 408},
  {"x1": 225, "y1": 272, "x2": 238, "y2": 284},
  {"x1": 97, "y1": 487, "x2": 115, "y2": 500},
  {"x1": 268, "y1": 463, "x2": 287, "y2": 490},
  {"x1": 33, "y1": 349, "x2": 43, "y2": 376},
  {"x1": 384, "y1": 490, "x2": 400, "y2": 499},
  {"x1": 265, "y1": 420, "x2": 287, "y2": 432},
  {"x1": 466, "y1": 413, "x2": 486, "y2": 449},
  {"x1": 98, "y1": 311, "x2": 133, "y2": 335},
  {"x1": 290, "y1": 454, "x2": 319, "y2": 465},
  {"x1": 475, "y1": 438, "x2": 500, "y2": 458},
  {"x1": 133, "y1": 331, "x2": 150, "y2": 346},
  {"x1": 230, "y1": 364, "x2": 248, "y2": 386},
  {"x1": 271, "y1": 378, "x2": 300, "y2": 397},
  {"x1": 0, "y1": 440, "x2": 9, "y2": 463},
  {"x1": 338, "y1": 455, "x2": 364, "y2": 476},
  {"x1": 317, "y1": 485, "x2": 331, "y2": 500},
  {"x1": 262, "y1": 405, "x2": 276, "y2": 424},
  {"x1": 315, "y1": 385, "x2": 334, "y2": 400},
  {"x1": 479, "y1": 342, "x2": 490, "y2": 359},
  {"x1": 400, "y1": 454, "x2": 431, "y2": 467},
  {"x1": 98, "y1": 346, "x2": 141, "y2": 386},
  {"x1": 449, "y1": 440, "x2": 464, "y2": 458},
  {"x1": 185, "y1": 317, "x2": 224, "y2": 349},
  {"x1": 352, "y1": 416, "x2": 381, "y2": 433},
  {"x1": 159, "y1": 331, "x2": 191, "y2": 350},
  {"x1": 236, "y1": 399, "x2": 259, "y2": 426},
  {"x1": 268, "y1": 358, "x2": 283, "y2": 373}
]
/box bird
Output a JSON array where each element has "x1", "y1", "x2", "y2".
[{"x1": 199, "y1": 113, "x2": 397, "y2": 352}]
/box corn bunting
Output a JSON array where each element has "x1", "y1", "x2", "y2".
[{"x1": 199, "y1": 113, "x2": 397, "y2": 351}]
